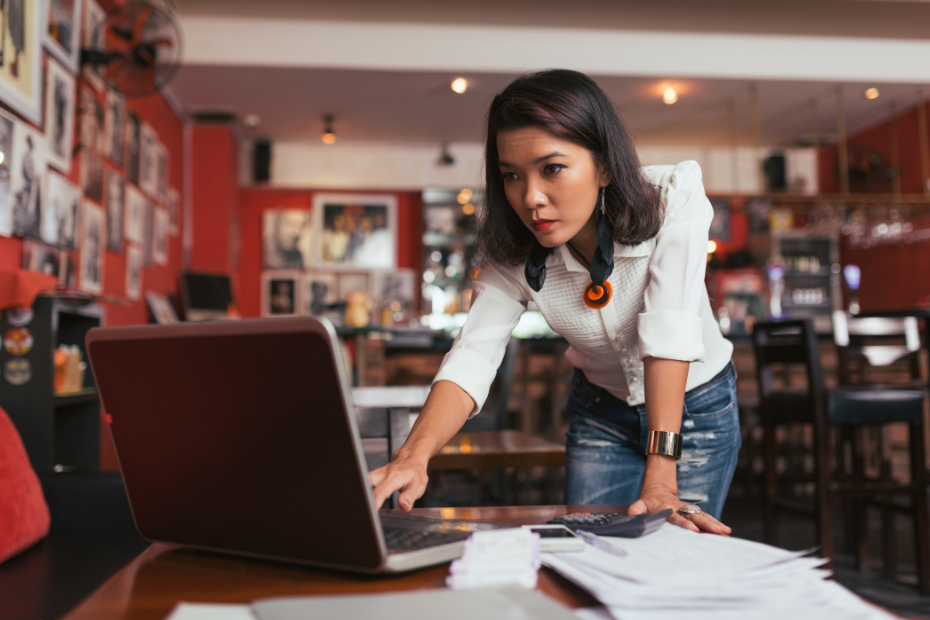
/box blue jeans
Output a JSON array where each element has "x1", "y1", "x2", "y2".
[{"x1": 563, "y1": 361, "x2": 741, "y2": 519}]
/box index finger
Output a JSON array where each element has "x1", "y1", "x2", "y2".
[{"x1": 372, "y1": 470, "x2": 412, "y2": 510}]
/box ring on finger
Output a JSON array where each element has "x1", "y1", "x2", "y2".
[{"x1": 677, "y1": 503, "x2": 702, "y2": 516}]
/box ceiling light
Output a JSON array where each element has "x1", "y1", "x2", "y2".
[
  {"x1": 451, "y1": 78, "x2": 468, "y2": 94},
  {"x1": 462, "y1": 203, "x2": 475, "y2": 216},
  {"x1": 457, "y1": 189, "x2": 473, "y2": 204},
  {"x1": 321, "y1": 115, "x2": 336, "y2": 145},
  {"x1": 864, "y1": 88, "x2": 880, "y2": 100},
  {"x1": 663, "y1": 87, "x2": 678, "y2": 105},
  {"x1": 438, "y1": 143, "x2": 455, "y2": 166},
  {"x1": 243, "y1": 114, "x2": 261, "y2": 130}
]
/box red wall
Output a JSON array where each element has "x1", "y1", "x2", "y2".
[
  {"x1": 190, "y1": 126, "x2": 237, "y2": 275},
  {"x1": 819, "y1": 102, "x2": 930, "y2": 195},
  {"x1": 237, "y1": 187, "x2": 423, "y2": 317},
  {"x1": 818, "y1": 101, "x2": 930, "y2": 311}
]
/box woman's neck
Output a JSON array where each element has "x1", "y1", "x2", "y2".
[{"x1": 567, "y1": 215, "x2": 599, "y2": 265}]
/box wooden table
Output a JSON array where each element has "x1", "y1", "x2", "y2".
[
  {"x1": 428, "y1": 431, "x2": 566, "y2": 470},
  {"x1": 62, "y1": 505, "x2": 611, "y2": 620}
]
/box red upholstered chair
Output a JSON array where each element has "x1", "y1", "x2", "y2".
[{"x1": 0, "y1": 405, "x2": 51, "y2": 564}]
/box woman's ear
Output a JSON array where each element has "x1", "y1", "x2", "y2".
[{"x1": 597, "y1": 163, "x2": 612, "y2": 188}]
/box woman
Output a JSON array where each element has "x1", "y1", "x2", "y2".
[{"x1": 371, "y1": 70, "x2": 740, "y2": 534}]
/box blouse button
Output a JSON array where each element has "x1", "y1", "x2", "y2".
[{"x1": 629, "y1": 377, "x2": 638, "y2": 383}]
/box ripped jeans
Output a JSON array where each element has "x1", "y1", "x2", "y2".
[{"x1": 563, "y1": 361, "x2": 741, "y2": 519}]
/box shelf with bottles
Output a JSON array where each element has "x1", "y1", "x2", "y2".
[{"x1": 421, "y1": 188, "x2": 482, "y2": 318}]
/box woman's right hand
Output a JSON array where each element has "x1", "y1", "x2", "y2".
[{"x1": 368, "y1": 447, "x2": 430, "y2": 511}]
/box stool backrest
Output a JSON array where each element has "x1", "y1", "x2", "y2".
[
  {"x1": 831, "y1": 312, "x2": 922, "y2": 385},
  {"x1": 751, "y1": 319, "x2": 828, "y2": 429}
]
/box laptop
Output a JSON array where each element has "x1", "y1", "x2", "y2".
[{"x1": 86, "y1": 316, "x2": 502, "y2": 574}]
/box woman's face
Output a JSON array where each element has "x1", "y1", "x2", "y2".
[{"x1": 497, "y1": 126, "x2": 608, "y2": 249}]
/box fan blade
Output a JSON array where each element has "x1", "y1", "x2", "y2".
[{"x1": 132, "y1": 6, "x2": 153, "y2": 45}]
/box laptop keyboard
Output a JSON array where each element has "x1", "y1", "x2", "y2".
[{"x1": 383, "y1": 527, "x2": 470, "y2": 553}]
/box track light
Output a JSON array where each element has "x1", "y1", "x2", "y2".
[
  {"x1": 663, "y1": 87, "x2": 678, "y2": 105},
  {"x1": 451, "y1": 78, "x2": 468, "y2": 94},
  {"x1": 864, "y1": 88, "x2": 880, "y2": 100},
  {"x1": 321, "y1": 115, "x2": 336, "y2": 145},
  {"x1": 438, "y1": 142, "x2": 455, "y2": 166}
]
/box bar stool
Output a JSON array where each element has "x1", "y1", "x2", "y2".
[{"x1": 752, "y1": 318, "x2": 929, "y2": 592}]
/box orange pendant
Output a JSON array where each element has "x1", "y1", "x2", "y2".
[{"x1": 583, "y1": 281, "x2": 612, "y2": 309}]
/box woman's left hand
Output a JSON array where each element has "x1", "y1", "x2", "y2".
[{"x1": 627, "y1": 482, "x2": 732, "y2": 535}]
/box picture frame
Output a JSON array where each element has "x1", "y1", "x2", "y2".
[
  {"x1": 155, "y1": 140, "x2": 168, "y2": 202},
  {"x1": 125, "y1": 111, "x2": 140, "y2": 185},
  {"x1": 261, "y1": 271, "x2": 302, "y2": 317},
  {"x1": 104, "y1": 87, "x2": 126, "y2": 168},
  {"x1": 10, "y1": 121, "x2": 47, "y2": 239},
  {"x1": 104, "y1": 169, "x2": 124, "y2": 253},
  {"x1": 142, "y1": 197, "x2": 153, "y2": 267},
  {"x1": 146, "y1": 291, "x2": 179, "y2": 324},
  {"x1": 312, "y1": 193, "x2": 397, "y2": 269},
  {"x1": 125, "y1": 244, "x2": 142, "y2": 301},
  {"x1": 262, "y1": 209, "x2": 312, "y2": 269},
  {"x1": 303, "y1": 272, "x2": 337, "y2": 316},
  {"x1": 81, "y1": 0, "x2": 105, "y2": 91},
  {"x1": 124, "y1": 184, "x2": 145, "y2": 244},
  {"x1": 44, "y1": 57, "x2": 75, "y2": 173},
  {"x1": 153, "y1": 207, "x2": 168, "y2": 266},
  {"x1": 0, "y1": 0, "x2": 44, "y2": 123},
  {"x1": 0, "y1": 110, "x2": 14, "y2": 237},
  {"x1": 79, "y1": 199, "x2": 104, "y2": 294},
  {"x1": 43, "y1": 169, "x2": 81, "y2": 248},
  {"x1": 43, "y1": 0, "x2": 84, "y2": 73},
  {"x1": 369, "y1": 268, "x2": 416, "y2": 307},
  {"x1": 336, "y1": 272, "x2": 369, "y2": 301},
  {"x1": 79, "y1": 86, "x2": 103, "y2": 201},
  {"x1": 139, "y1": 121, "x2": 157, "y2": 196},
  {"x1": 167, "y1": 187, "x2": 179, "y2": 235}
]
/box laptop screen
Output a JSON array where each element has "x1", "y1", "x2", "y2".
[{"x1": 88, "y1": 318, "x2": 383, "y2": 571}]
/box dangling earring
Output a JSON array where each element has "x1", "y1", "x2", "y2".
[{"x1": 583, "y1": 187, "x2": 614, "y2": 309}]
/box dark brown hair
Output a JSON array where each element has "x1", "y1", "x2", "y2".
[{"x1": 477, "y1": 69, "x2": 663, "y2": 266}]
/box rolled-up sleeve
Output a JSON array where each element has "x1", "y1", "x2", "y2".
[
  {"x1": 432, "y1": 263, "x2": 528, "y2": 416},
  {"x1": 638, "y1": 160, "x2": 712, "y2": 363}
]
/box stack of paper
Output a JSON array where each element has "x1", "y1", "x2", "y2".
[
  {"x1": 446, "y1": 528, "x2": 541, "y2": 590},
  {"x1": 541, "y1": 524, "x2": 896, "y2": 620}
]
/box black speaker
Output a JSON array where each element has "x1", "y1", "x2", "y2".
[
  {"x1": 253, "y1": 140, "x2": 271, "y2": 183},
  {"x1": 763, "y1": 153, "x2": 786, "y2": 191}
]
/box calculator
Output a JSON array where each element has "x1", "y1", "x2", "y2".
[{"x1": 546, "y1": 510, "x2": 672, "y2": 538}]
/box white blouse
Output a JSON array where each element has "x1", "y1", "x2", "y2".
[{"x1": 433, "y1": 160, "x2": 734, "y2": 415}]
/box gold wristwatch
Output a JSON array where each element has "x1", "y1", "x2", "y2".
[{"x1": 646, "y1": 430, "x2": 682, "y2": 459}]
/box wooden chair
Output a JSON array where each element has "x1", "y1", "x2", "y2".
[{"x1": 752, "y1": 318, "x2": 929, "y2": 592}]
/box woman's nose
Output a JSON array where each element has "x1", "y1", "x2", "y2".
[{"x1": 523, "y1": 181, "x2": 547, "y2": 210}]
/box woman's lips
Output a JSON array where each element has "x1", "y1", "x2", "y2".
[{"x1": 532, "y1": 219, "x2": 555, "y2": 232}]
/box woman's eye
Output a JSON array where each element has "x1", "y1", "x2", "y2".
[
  {"x1": 501, "y1": 171, "x2": 518, "y2": 181},
  {"x1": 544, "y1": 164, "x2": 564, "y2": 175}
]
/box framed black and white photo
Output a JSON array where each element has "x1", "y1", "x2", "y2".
[
  {"x1": 142, "y1": 197, "x2": 153, "y2": 267},
  {"x1": 104, "y1": 87, "x2": 126, "y2": 168},
  {"x1": 125, "y1": 112, "x2": 140, "y2": 185},
  {"x1": 80, "y1": 86, "x2": 103, "y2": 201},
  {"x1": 10, "y1": 122, "x2": 47, "y2": 239},
  {"x1": 105, "y1": 169, "x2": 124, "y2": 253},
  {"x1": 0, "y1": 111, "x2": 17, "y2": 237},
  {"x1": 79, "y1": 200, "x2": 103, "y2": 294},
  {"x1": 303, "y1": 272, "x2": 337, "y2": 316},
  {"x1": 370, "y1": 268, "x2": 416, "y2": 309},
  {"x1": 0, "y1": 0, "x2": 43, "y2": 123},
  {"x1": 155, "y1": 140, "x2": 168, "y2": 202},
  {"x1": 313, "y1": 193, "x2": 396, "y2": 269},
  {"x1": 124, "y1": 184, "x2": 145, "y2": 245},
  {"x1": 262, "y1": 209, "x2": 312, "y2": 269},
  {"x1": 42, "y1": 169, "x2": 80, "y2": 248},
  {"x1": 23, "y1": 238, "x2": 60, "y2": 277},
  {"x1": 139, "y1": 121, "x2": 157, "y2": 196},
  {"x1": 43, "y1": 0, "x2": 84, "y2": 72},
  {"x1": 146, "y1": 292, "x2": 179, "y2": 324},
  {"x1": 337, "y1": 272, "x2": 369, "y2": 301},
  {"x1": 125, "y1": 244, "x2": 142, "y2": 301},
  {"x1": 44, "y1": 57, "x2": 75, "y2": 173},
  {"x1": 153, "y1": 207, "x2": 167, "y2": 266},
  {"x1": 81, "y1": 0, "x2": 105, "y2": 91},
  {"x1": 261, "y1": 271, "x2": 301, "y2": 317},
  {"x1": 167, "y1": 187, "x2": 179, "y2": 235}
]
